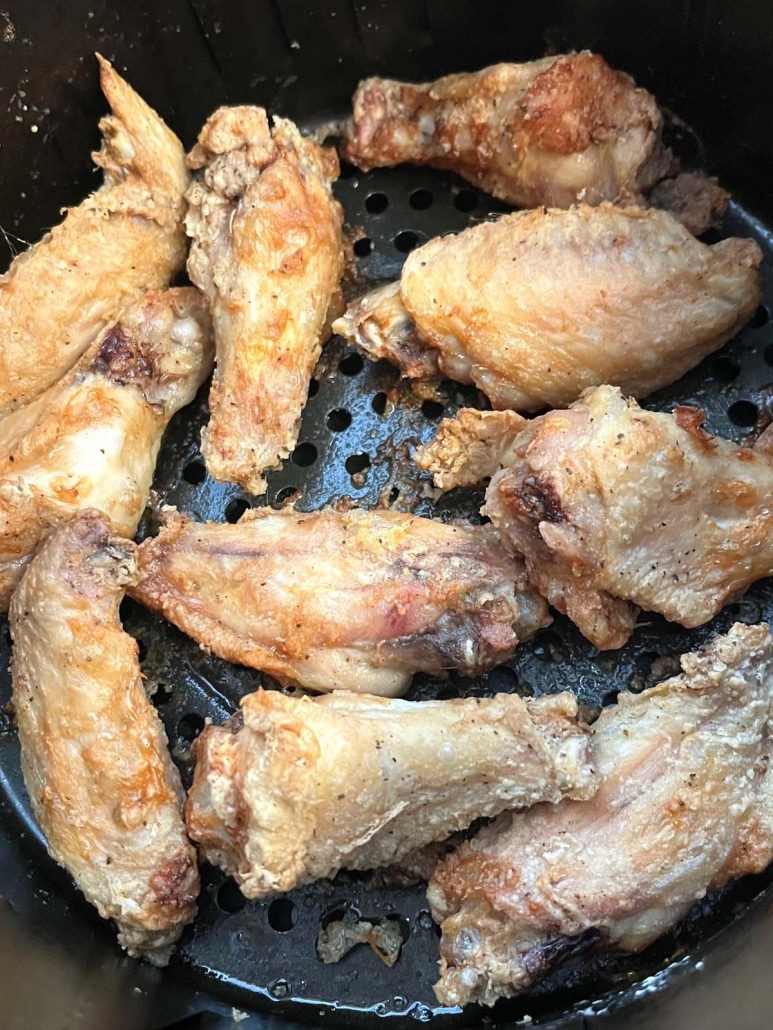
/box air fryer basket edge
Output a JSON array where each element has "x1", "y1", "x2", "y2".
[{"x1": 2, "y1": 2, "x2": 773, "y2": 1028}]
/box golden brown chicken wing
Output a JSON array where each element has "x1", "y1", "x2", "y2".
[
  {"x1": 10, "y1": 511, "x2": 199, "y2": 964},
  {"x1": 427, "y1": 623, "x2": 773, "y2": 1007},
  {"x1": 483, "y1": 385, "x2": 773, "y2": 648},
  {"x1": 334, "y1": 205, "x2": 761, "y2": 411},
  {"x1": 414, "y1": 408, "x2": 527, "y2": 491},
  {"x1": 185, "y1": 106, "x2": 345, "y2": 495},
  {"x1": 185, "y1": 688, "x2": 596, "y2": 898},
  {"x1": 0, "y1": 288, "x2": 213, "y2": 609},
  {"x1": 343, "y1": 52, "x2": 672, "y2": 208},
  {"x1": 129, "y1": 506, "x2": 550, "y2": 697},
  {"x1": 0, "y1": 55, "x2": 189, "y2": 417}
]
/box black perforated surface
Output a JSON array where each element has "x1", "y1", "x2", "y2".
[{"x1": 2, "y1": 150, "x2": 773, "y2": 1029}]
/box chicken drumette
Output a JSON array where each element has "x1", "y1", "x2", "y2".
[{"x1": 334, "y1": 205, "x2": 760, "y2": 411}]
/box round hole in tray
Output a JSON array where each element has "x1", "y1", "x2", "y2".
[
  {"x1": 267, "y1": 897, "x2": 298, "y2": 932},
  {"x1": 728, "y1": 399, "x2": 759, "y2": 427},
  {"x1": 710, "y1": 356, "x2": 740, "y2": 383},
  {"x1": 750, "y1": 304, "x2": 769, "y2": 327},
  {"x1": 307, "y1": 378, "x2": 320, "y2": 398},
  {"x1": 225, "y1": 497, "x2": 250, "y2": 523},
  {"x1": 177, "y1": 712, "x2": 205, "y2": 742},
  {"x1": 182, "y1": 459, "x2": 206, "y2": 485},
  {"x1": 365, "y1": 191, "x2": 388, "y2": 213},
  {"x1": 217, "y1": 879, "x2": 246, "y2": 914},
  {"x1": 409, "y1": 188, "x2": 433, "y2": 210},
  {"x1": 326, "y1": 408, "x2": 352, "y2": 431},
  {"x1": 421, "y1": 399, "x2": 445, "y2": 419},
  {"x1": 273, "y1": 485, "x2": 299, "y2": 507},
  {"x1": 338, "y1": 160, "x2": 357, "y2": 180},
  {"x1": 394, "y1": 230, "x2": 420, "y2": 253},
  {"x1": 454, "y1": 188, "x2": 479, "y2": 212},
  {"x1": 339, "y1": 352, "x2": 364, "y2": 375},
  {"x1": 153, "y1": 682, "x2": 173, "y2": 705},
  {"x1": 345, "y1": 452, "x2": 371, "y2": 476},
  {"x1": 372, "y1": 391, "x2": 388, "y2": 415},
  {"x1": 291, "y1": 442, "x2": 318, "y2": 467},
  {"x1": 353, "y1": 236, "x2": 373, "y2": 257}
]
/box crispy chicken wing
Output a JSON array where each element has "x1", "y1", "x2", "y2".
[
  {"x1": 185, "y1": 688, "x2": 596, "y2": 898},
  {"x1": 333, "y1": 205, "x2": 761, "y2": 411},
  {"x1": 0, "y1": 55, "x2": 189, "y2": 417},
  {"x1": 0, "y1": 288, "x2": 213, "y2": 609},
  {"x1": 427, "y1": 623, "x2": 773, "y2": 1007},
  {"x1": 483, "y1": 385, "x2": 773, "y2": 649},
  {"x1": 185, "y1": 107, "x2": 345, "y2": 495},
  {"x1": 130, "y1": 507, "x2": 550, "y2": 697},
  {"x1": 10, "y1": 511, "x2": 199, "y2": 964},
  {"x1": 343, "y1": 52, "x2": 672, "y2": 208}
]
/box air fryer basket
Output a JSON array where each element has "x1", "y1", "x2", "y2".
[{"x1": 2, "y1": 3, "x2": 773, "y2": 1029}]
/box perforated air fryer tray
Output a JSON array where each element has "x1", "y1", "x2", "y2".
[{"x1": 2, "y1": 140, "x2": 773, "y2": 1028}]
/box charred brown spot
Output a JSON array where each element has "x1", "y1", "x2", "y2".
[
  {"x1": 149, "y1": 850, "x2": 199, "y2": 913},
  {"x1": 91, "y1": 324, "x2": 154, "y2": 386},
  {"x1": 512, "y1": 475, "x2": 565, "y2": 523},
  {"x1": 674, "y1": 405, "x2": 716, "y2": 448}
]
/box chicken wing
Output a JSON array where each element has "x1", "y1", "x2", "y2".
[
  {"x1": 185, "y1": 688, "x2": 596, "y2": 898},
  {"x1": 130, "y1": 506, "x2": 550, "y2": 697},
  {"x1": 333, "y1": 205, "x2": 761, "y2": 411},
  {"x1": 10, "y1": 511, "x2": 199, "y2": 964},
  {"x1": 483, "y1": 385, "x2": 773, "y2": 649},
  {"x1": 343, "y1": 52, "x2": 672, "y2": 209},
  {"x1": 427, "y1": 623, "x2": 773, "y2": 1007},
  {"x1": 0, "y1": 55, "x2": 190, "y2": 417},
  {"x1": 0, "y1": 288, "x2": 213, "y2": 609},
  {"x1": 185, "y1": 107, "x2": 345, "y2": 495}
]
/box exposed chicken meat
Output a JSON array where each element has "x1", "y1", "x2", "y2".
[
  {"x1": 427, "y1": 623, "x2": 773, "y2": 1007},
  {"x1": 10, "y1": 511, "x2": 200, "y2": 964},
  {"x1": 343, "y1": 52, "x2": 673, "y2": 208},
  {"x1": 185, "y1": 688, "x2": 596, "y2": 897},
  {"x1": 333, "y1": 205, "x2": 761, "y2": 411},
  {"x1": 185, "y1": 106, "x2": 345, "y2": 495},
  {"x1": 483, "y1": 385, "x2": 773, "y2": 649},
  {"x1": 0, "y1": 288, "x2": 213, "y2": 609},
  {"x1": 129, "y1": 506, "x2": 550, "y2": 697},
  {"x1": 0, "y1": 55, "x2": 189, "y2": 417}
]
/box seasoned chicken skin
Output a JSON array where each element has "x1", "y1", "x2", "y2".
[
  {"x1": 428, "y1": 623, "x2": 773, "y2": 1007},
  {"x1": 185, "y1": 688, "x2": 596, "y2": 897},
  {"x1": 343, "y1": 52, "x2": 672, "y2": 208},
  {"x1": 10, "y1": 511, "x2": 200, "y2": 964},
  {"x1": 0, "y1": 288, "x2": 213, "y2": 609},
  {"x1": 0, "y1": 55, "x2": 189, "y2": 417},
  {"x1": 334, "y1": 205, "x2": 761, "y2": 411},
  {"x1": 130, "y1": 507, "x2": 550, "y2": 697},
  {"x1": 185, "y1": 106, "x2": 345, "y2": 495},
  {"x1": 484, "y1": 386, "x2": 773, "y2": 649}
]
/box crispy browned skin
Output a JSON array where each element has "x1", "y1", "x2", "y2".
[
  {"x1": 10, "y1": 512, "x2": 200, "y2": 964},
  {"x1": 343, "y1": 52, "x2": 672, "y2": 208},
  {"x1": 130, "y1": 506, "x2": 550, "y2": 697},
  {"x1": 185, "y1": 107, "x2": 345, "y2": 495},
  {"x1": 185, "y1": 688, "x2": 596, "y2": 898},
  {"x1": 0, "y1": 288, "x2": 213, "y2": 610},
  {"x1": 428, "y1": 624, "x2": 773, "y2": 1007},
  {"x1": 484, "y1": 385, "x2": 773, "y2": 648},
  {"x1": 415, "y1": 409, "x2": 527, "y2": 490},
  {"x1": 0, "y1": 55, "x2": 189, "y2": 417},
  {"x1": 334, "y1": 205, "x2": 761, "y2": 411}
]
